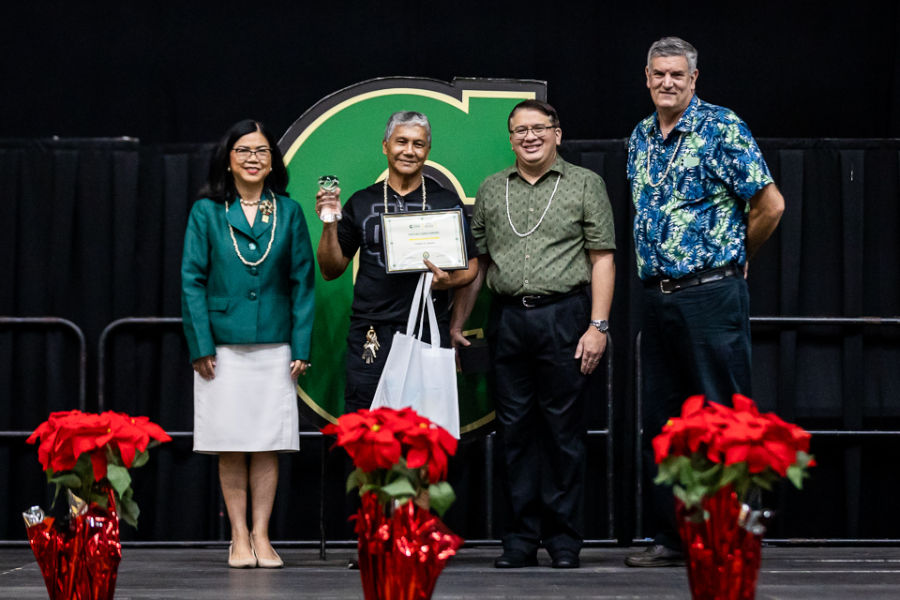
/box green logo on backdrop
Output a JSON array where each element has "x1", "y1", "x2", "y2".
[{"x1": 279, "y1": 77, "x2": 546, "y2": 434}]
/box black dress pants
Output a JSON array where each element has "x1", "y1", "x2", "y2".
[
  {"x1": 640, "y1": 275, "x2": 752, "y2": 549},
  {"x1": 490, "y1": 291, "x2": 591, "y2": 557}
]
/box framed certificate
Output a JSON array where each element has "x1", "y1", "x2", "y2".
[{"x1": 381, "y1": 209, "x2": 468, "y2": 274}]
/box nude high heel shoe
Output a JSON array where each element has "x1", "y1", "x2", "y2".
[
  {"x1": 250, "y1": 537, "x2": 284, "y2": 569},
  {"x1": 228, "y1": 542, "x2": 258, "y2": 568}
]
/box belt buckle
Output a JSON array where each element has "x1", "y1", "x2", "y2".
[
  {"x1": 659, "y1": 280, "x2": 672, "y2": 295},
  {"x1": 521, "y1": 295, "x2": 538, "y2": 308}
]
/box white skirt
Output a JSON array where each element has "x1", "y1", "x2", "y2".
[{"x1": 193, "y1": 343, "x2": 299, "y2": 453}]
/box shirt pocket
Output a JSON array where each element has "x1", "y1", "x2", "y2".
[{"x1": 673, "y1": 164, "x2": 709, "y2": 205}]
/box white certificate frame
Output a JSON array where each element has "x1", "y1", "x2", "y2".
[{"x1": 381, "y1": 209, "x2": 468, "y2": 274}]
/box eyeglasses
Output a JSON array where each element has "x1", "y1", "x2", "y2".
[
  {"x1": 509, "y1": 124, "x2": 557, "y2": 139},
  {"x1": 232, "y1": 147, "x2": 272, "y2": 161}
]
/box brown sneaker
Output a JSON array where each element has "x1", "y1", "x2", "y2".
[{"x1": 624, "y1": 544, "x2": 684, "y2": 567}]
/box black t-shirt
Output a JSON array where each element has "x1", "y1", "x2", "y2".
[{"x1": 337, "y1": 178, "x2": 477, "y2": 324}]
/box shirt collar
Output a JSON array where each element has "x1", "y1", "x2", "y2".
[
  {"x1": 505, "y1": 154, "x2": 567, "y2": 181},
  {"x1": 673, "y1": 95, "x2": 700, "y2": 133},
  {"x1": 648, "y1": 95, "x2": 701, "y2": 137}
]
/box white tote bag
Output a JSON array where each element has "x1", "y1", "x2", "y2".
[{"x1": 371, "y1": 272, "x2": 460, "y2": 438}]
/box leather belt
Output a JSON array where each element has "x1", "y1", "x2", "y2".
[
  {"x1": 651, "y1": 265, "x2": 742, "y2": 294},
  {"x1": 498, "y1": 286, "x2": 585, "y2": 309}
]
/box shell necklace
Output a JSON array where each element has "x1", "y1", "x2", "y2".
[
  {"x1": 226, "y1": 190, "x2": 277, "y2": 267},
  {"x1": 505, "y1": 172, "x2": 561, "y2": 238},
  {"x1": 383, "y1": 176, "x2": 426, "y2": 213},
  {"x1": 645, "y1": 131, "x2": 683, "y2": 188}
]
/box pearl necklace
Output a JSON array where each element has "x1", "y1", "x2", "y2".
[
  {"x1": 645, "y1": 132, "x2": 683, "y2": 188},
  {"x1": 383, "y1": 176, "x2": 426, "y2": 213},
  {"x1": 505, "y1": 173, "x2": 561, "y2": 238},
  {"x1": 225, "y1": 190, "x2": 277, "y2": 267},
  {"x1": 239, "y1": 197, "x2": 260, "y2": 206}
]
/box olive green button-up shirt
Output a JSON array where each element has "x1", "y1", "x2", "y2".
[{"x1": 472, "y1": 155, "x2": 615, "y2": 296}]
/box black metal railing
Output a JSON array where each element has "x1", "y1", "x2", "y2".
[
  {"x1": 0, "y1": 315, "x2": 87, "y2": 452},
  {"x1": 633, "y1": 315, "x2": 900, "y2": 544},
  {"x1": 0, "y1": 316, "x2": 87, "y2": 410},
  {"x1": 94, "y1": 318, "x2": 618, "y2": 548}
]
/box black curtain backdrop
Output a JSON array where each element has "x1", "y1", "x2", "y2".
[
  {"x1": 2, "y1": 2, "x2": 899, "y2": 144},
  {"x1": 2, "y1": 138, "x2": 899, "y2": 543}
]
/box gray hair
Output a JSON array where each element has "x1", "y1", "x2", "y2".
[
  {"x1": 647, "y1": 36, "x2": 698, "y2": 73},
  {"x1": 384, "y1": 111, "x2": 432, "y2": 144}
]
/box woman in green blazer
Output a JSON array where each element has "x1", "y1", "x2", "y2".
[{"x1": 181, "y1": 119, "x2": 314, "y2": 568}]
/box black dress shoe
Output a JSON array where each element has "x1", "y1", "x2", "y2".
[
  {"x1": 551, "y1": 553, "x2": 580, "y2": 569},
  {"x1": 624, "y1": 544, "x2": 684, "y2": 567},
  {"x1": 494, "y1": 550, "x2": 538, "y2": 568},
  {"x1": 347, "y1": 559, "x2": 359, "y2": 570}
]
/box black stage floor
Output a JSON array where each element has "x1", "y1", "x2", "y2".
[{"x1": 3, "y1": 546, "x2": 900, "y2": 599}]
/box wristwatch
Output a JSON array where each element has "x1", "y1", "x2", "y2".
[{"x1": 590, "y1": 319, "x2": 609, "y2": 333}]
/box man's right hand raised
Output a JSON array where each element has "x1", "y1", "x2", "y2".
[{"x1": 315, "y1": 187, "x2": 341, "y2": 223}]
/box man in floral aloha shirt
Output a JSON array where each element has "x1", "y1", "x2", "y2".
[{"x1": 625, "y1": 36, "x2": 785, "y2": 568}]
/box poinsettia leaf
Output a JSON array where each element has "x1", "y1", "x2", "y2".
[
  {"x1": 680, "y1": 465, "x2": 698, "y2": 488},
  {"x1": 750, "y1": 475, "x2": 774, "y2": 491},
  {"x1": 90, "y1": 490, "x2": 109, "y2": 508},
  {"x1": 672, "y1": 455, "x2": 691, "y2": 471},
  {"x1": 720, "y1": 463, "x2": 746, "y2": 487},
  {"x1": 653, "y1": 464, "x2": 675, "y2": 486},
  {"x1": 786, "y1": 465, "x2": 806, "y2": 489},
  {"x1": 71, "y1": 453, "x2": 94, "y2": 481},
  {"x1": 105, "y1": 463, "x2": 132, "y2": 497},
  {"x1": 50, "y1": 472, "x2": 83, "y2": 490},
  {"x1": 380, "y1": 477, "x2": 416, "y2": 500},
  {"x1": 51, "y1": 483, "x2": 63, "y2": 507},
  {"x1": 696, "y1": 463, "x2": 722, "y2": 486},
  {"x1": 131, "y1": 450, "x2": 150, "y2": 469},
  {"x1": 653, "y1": 474, "x2": 671, "y2": 486},
  {"x1": 427, "y1": 482, "x2": 456, "y2": 517},
  {"x1": 118, "y1": 493, "x2": 140, "y2": 529},
  {"x1": 688, "y1": 485, "x2": 708, "y2": 506},
  {"x1": 346, "y1": 469, "x2": 364, "y2": 494},
  {"x1": 794, "y1": 451, "x2": 815, "y2": 469},
  {"x1": 359, "y1": 483, "x2": 381, "y2": 496}
]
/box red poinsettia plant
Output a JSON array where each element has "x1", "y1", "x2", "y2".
[
  {"x1": 321, "y1": 407, "x2": 458, "y2": 516},
  {"x1": 653, "y1": 394, "x2": 815, "y2": 510},
  {"x1": 27, "y1": 410, "x2": 172, "y2": 528}
]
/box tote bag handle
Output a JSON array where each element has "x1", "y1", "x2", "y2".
[{"x1": 404, "y1": 272, "x2": 440, "y2": 349}]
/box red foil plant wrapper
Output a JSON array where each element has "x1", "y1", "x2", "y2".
[
  {"x1": 23, "y1": 487, "x2": 121, "y2": 600},
  {"x1": 24, "y1": 410, "x2": 171, "y2": 600},
  {"x1": 323, "y1": 407, "x2": 464, "y2": 600},
  {"x1": 653, "y1": 395, "x2": 815, "y2": 600},
  {"x1": 676, "y1": 486, "x2": 768, "y2": 600}
]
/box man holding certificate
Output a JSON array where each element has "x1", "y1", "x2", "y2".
[
  {"x1": 316, "y1": 111, "x2": 478, "y2": 414},
  {"x1": 451, "y1": 100, "x2": 616, "y2": 569}
]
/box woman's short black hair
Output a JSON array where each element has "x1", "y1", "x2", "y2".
[{"x1": 198, "y1": 119, "x2": 289, "y2": 203}]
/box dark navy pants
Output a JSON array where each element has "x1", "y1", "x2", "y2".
[
  {"x1": 490, "y1": 291, "x2": 591, "y2": 557},
  {"x1": 640, "y1": 275, "x2": 752, "y2": 549}
]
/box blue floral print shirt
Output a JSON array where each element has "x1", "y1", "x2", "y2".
[{"x1": 627, "y1": 95, "x2": 774, "y2": 280}]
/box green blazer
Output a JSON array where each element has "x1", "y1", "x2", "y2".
[{"x1": 181, "y1": 193, "x2": 315, "y2": 362}]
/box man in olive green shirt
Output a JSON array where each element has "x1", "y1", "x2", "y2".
[{"x1": 451, "y1": 100, "x2": 616, "y2": 569}]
